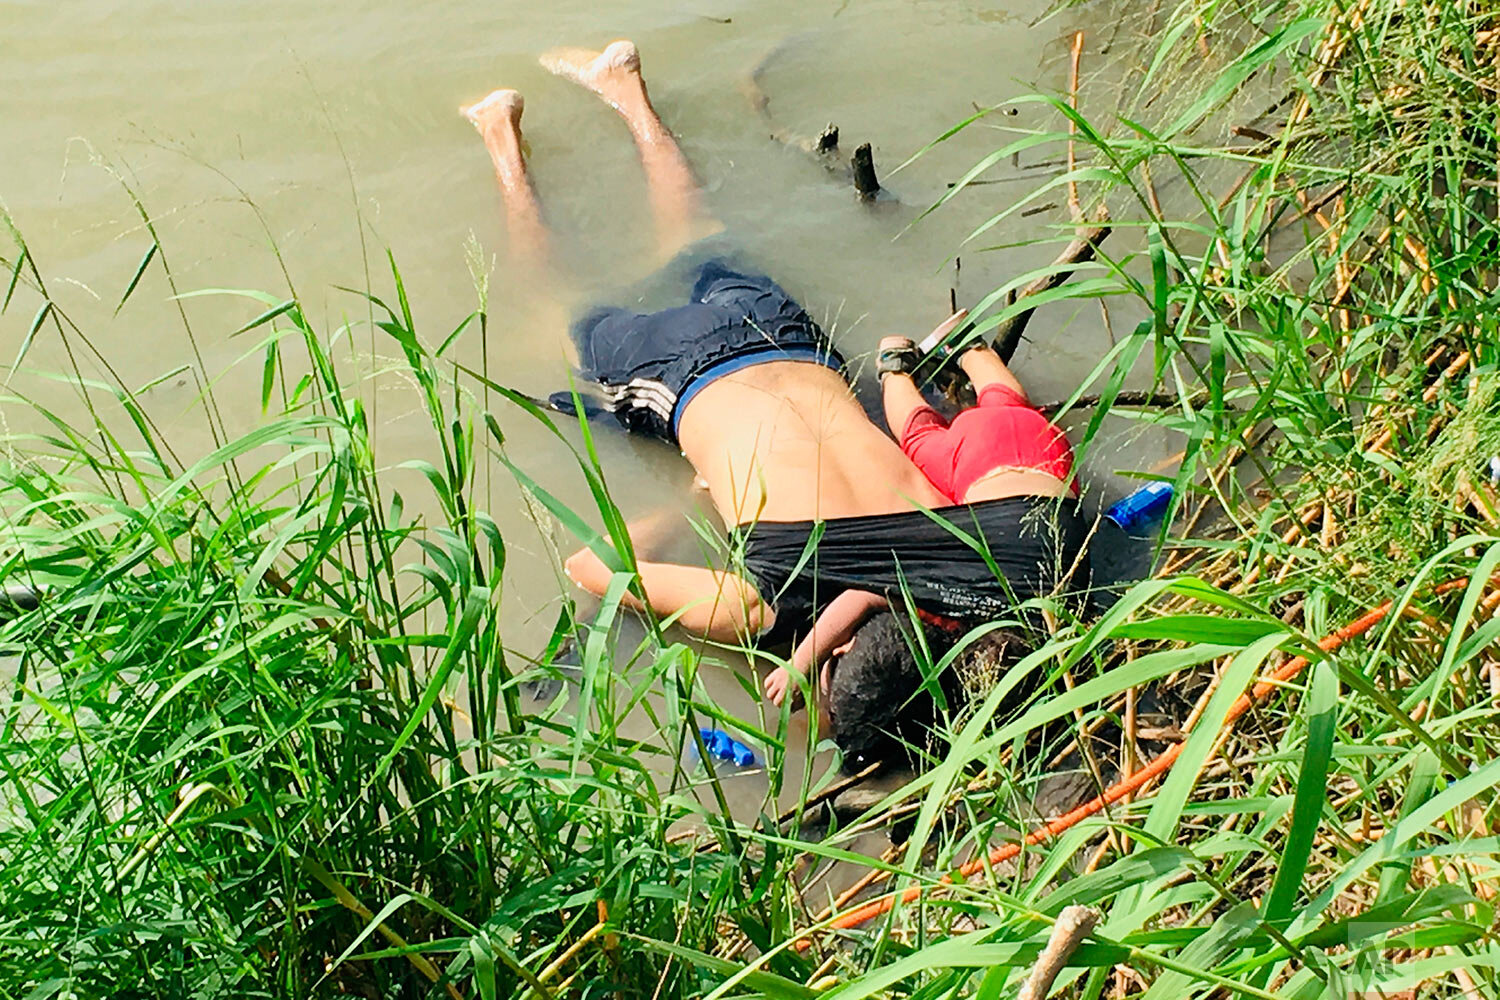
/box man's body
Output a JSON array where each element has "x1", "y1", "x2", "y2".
[
  {"x1": 466, "y1": 39, "x2": 1088, "y2": 648},
  {"x1": 679, "y1": 361, "x2": 944, "y2": 526}
]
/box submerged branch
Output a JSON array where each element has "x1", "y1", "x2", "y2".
[{"x1": 993, "y1": 217, "x2": 1113, "y2": 362}]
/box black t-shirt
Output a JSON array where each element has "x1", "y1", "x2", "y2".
[{"x1": 735, "y1": 495, "x2": 1093, "y2": 642}]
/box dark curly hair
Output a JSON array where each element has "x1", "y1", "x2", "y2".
[{"x1": 826, "y1": 611, "x2": 1037, "y2": 774}]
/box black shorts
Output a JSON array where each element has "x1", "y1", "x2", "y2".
[{"x1": 570, "y1": 258, "x2": 844, "y2": 442}]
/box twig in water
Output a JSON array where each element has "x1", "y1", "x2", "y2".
[{"x1": 1230, "y1": 124, "x2": 1276, "y2": 143}]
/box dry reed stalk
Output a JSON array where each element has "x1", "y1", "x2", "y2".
[
  {"x1": 537, "y1": 921, "x2": 607, "y2": 985},
  {"x1": 1280, "y1": 179, "x2": 1350, "y2": 228},
  {"x1": 1459, "y1": 479, "x2": 1499, "y2": 528},
  {"x1": 1141, "y1": 160, "x2": 1166, "y2": 220},
  {"x1": 805, "y1": 954, "x2": 838, "y2": 987},
  {"x1": 722, "y1": 933, "x2": 753, "y2": 961},
  {"x1": 1290, "y1": 179, "x2": 1340, "y2": 236},
  {"x1": 1043, "y1": 692, "x2": 1135, "y2": 771},
  {"x1": 1399, "y1": 231, "x2": 1438, "y2": 296},
  {"x1": 1368, "y1": 351, "x2": 1472, "y2": 454},
  {"x1": 1081, "y1": 837, "x2": 1114, "y2": 874},
  {"x1": 1288, "y1": 0, "x2": 1374, "y2": 128},
  {"x1": 1050, "y1": 607, "x2": 1124, "y2": 857},
  {"x1": 1180, "y1": 657, "x2": 1226, "y2": 734},
  {"x1": 1362, "y1": 342, "x2": 1448, "y2": 430},
  {"x1": 1453, "y1": 962, "x2": 1485, "y2": 998},
  {"x1": 1121, "y1": 664, "x2": 1138, "y2": 857},
  {"x1": 811, "y1": 844, "x2": 904, "y2": 924},
  {"x1": 1018, "y1": 906, "x2": 1100, "y2": 1000},
  {"x1": 1332, "y1": 195, "x2": 1355, "y2": 377},
  {"x1": 1472, "y1": 481, "x2": 1500, "y2": 525},
  {"x1": 1233, "y1": 506, "x2": 1323, "y2": 593},
  {"x1": 1215, "y1": 159, "x2": 1265, "y2": 216},
  {"x1": 1067, "y1": 31, "x2": 1085, "y2": 223},
  {"x1": 1271, "y1": 551, "x2": 1302, "y2": 587}
]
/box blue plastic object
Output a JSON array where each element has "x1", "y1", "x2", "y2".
[
  {"x1": 1104, "y1": 482, "x2": 1174, "y2": 533},
  {"x1": 698, "y1": 728, "x2": 757, "y2": 767}
]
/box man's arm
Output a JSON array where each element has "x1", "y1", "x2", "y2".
[{"x1": 565, "y1": 546, "x2": 774, "y2": 643}]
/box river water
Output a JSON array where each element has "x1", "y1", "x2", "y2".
[{"x1": 3, "y1": 0, "x2": 1177, "y2": 825}]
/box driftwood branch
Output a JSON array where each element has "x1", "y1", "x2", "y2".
[
  {"x1": 1018, "y1": 906, "x2": 1100, "y2": 1000},
  {"x1": 773, "y1": 760, "x2": 885, "y2": 829},
  {"x1": 993, "y1": 218, "x2": 1113, "y2": 362},
  {"x1": 852, "y1": 143, "x2": 881, "y2": 200},
  {"x1": 741, "y1": 39, "x2": 844, "y2": 165},
  {"x1": 1033, "y1": 389, "x2": 1206, "y2": 417},
  {"x1": 742, "y1": 39, "x2": 891, "y2": 202},
  {"x1": 987, "y1": 32, "x2": 1109, "y2": 361}
]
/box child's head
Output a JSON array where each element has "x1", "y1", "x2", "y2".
[{"x1": 825, "y1": 610, "x2": 1035, "y2": 774}]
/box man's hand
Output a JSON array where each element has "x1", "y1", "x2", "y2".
[{"x1": 563, "y1": 546, "x2": 611, "y2": 597}]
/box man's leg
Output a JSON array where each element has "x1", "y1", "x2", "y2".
[
  {"x1": 462, "y1": 89, "x2": 552, "y2": 274},
  {"x1": 542, "y1": 40, "x2": 719, "y2": 258},
  {"x1": 957, "y1": 344, "x2": 1029, "y2": 403}
]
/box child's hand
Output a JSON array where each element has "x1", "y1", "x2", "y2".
[{"x1": 763, "y1": 666, "x2": 800, "y2": 708}]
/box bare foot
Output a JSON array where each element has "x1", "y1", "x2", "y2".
[
  {"x1": 461, "y1": 89, "x2": 524, "y2": 132},
  {"x1": 540, "y1": 40, "x2": 643, "y2": 106}
]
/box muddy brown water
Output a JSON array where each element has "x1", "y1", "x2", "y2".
[{"x1": 2, "y1": 0, "x2": 1179, "y2": 851}]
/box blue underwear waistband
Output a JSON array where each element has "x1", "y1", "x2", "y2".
[{"x1": 671, "y1": 346, "x2": 842, "y2": 438}]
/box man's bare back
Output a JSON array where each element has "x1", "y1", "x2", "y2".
[{"x1": 677, "y1": 362, "x2": 947, "y2": 526}]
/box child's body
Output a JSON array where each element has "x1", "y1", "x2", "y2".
[{"x1": 762, "y1": 314, "x2": 1078, "y2": 708}]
